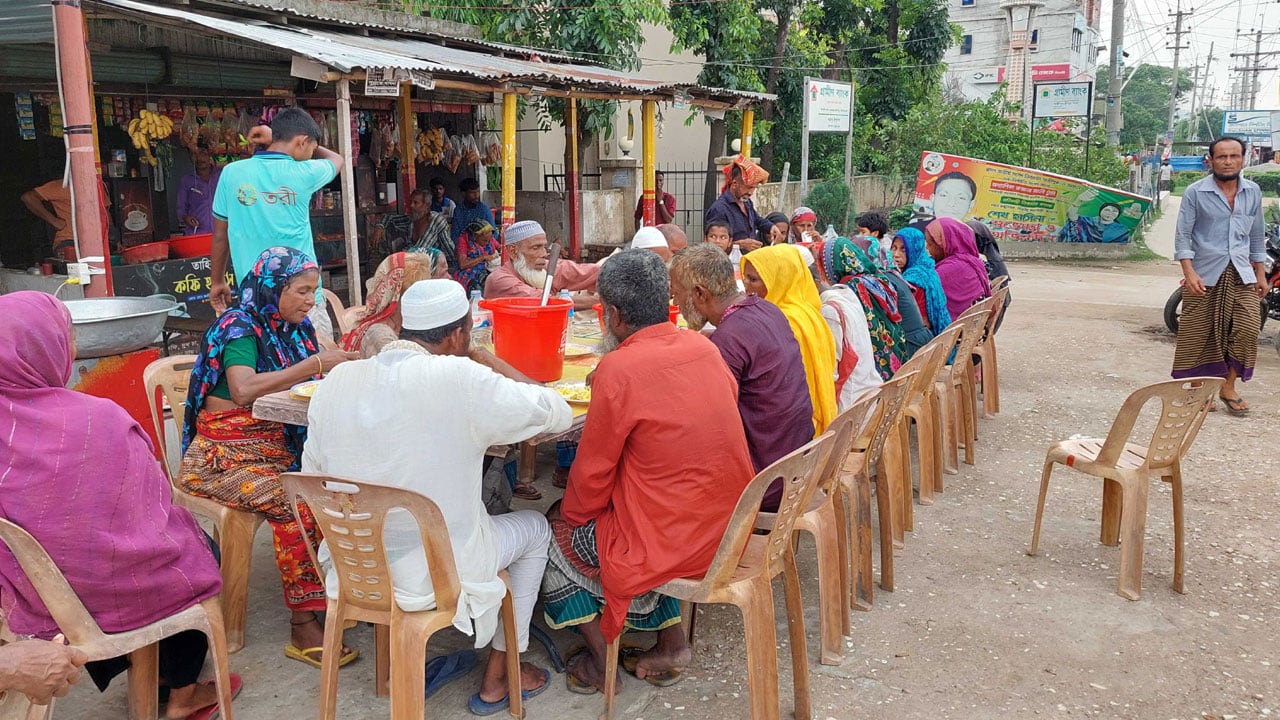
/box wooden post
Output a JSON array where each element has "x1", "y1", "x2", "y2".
[
  {"x1": 641, "y1": 99, "x2": 656, "y2": 227},
  {"x1": 336, "y1": 79, "x2": 362, "y2": 307},
  {"x1": 398, "y1": 83, "x2": 416, "y2": 202},
  {"x1": 501, "y1": 92, "x2": 517, "y2": 235},
  {"x1": 741, "y1": 108, "x2": 754, "y2": 159},
  {"x1": 565, "y1": 97, "x2": 581, "y2": 260}
]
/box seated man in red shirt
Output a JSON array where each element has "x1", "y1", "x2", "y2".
[
  {"x1": 483, "y1": 220, "x2": 599, "y2": 311},
  {"x1": 541, "y1": 250, "x2": 754, "y2": 693},
  {"x1": 633, "y1": 170, "x2": 677, "y2": 231}
]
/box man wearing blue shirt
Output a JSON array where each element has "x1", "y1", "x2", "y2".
[
  {"x1": 451, "y1": 177, "x2": 495, "y2": 244},
  {"x1": 1171, "y1": 136, "x2": 1266, "y2": 415},
  {"x1": 209, "y1": 108, "x2": 345, "y2": 312}
]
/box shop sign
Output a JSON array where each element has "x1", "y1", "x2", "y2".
[
  {"x1": 365, "y1": 67, "x2": 401, "y2": 97},
  {"x1": 410, "y1": 71, "x2": 435, "y2": 91},
  {"x1": 1032, "y1": 81, "x2": 1092, "y2": 118},
  {"x1": 803, "y1": 78, "x2": 853, "y2": 133}
]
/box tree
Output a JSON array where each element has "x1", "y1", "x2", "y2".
[{"x1": 1096, "y1": 65, "x2": 1194, "y2": 149}]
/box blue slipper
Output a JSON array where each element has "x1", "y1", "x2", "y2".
[
  {"x1": 466, "y1": 666, "x2": 551, "y2": 716},
  {"x1": 425, "y1": 649, "x2": 478, "y2": 698}
]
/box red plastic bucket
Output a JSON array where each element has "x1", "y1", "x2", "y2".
[
  {"x1": 593, "y1": 303, "x2": 680, "y2": 331},
  {"x1": 479, "y1": 297, "x2": 572, "y2": 382}
]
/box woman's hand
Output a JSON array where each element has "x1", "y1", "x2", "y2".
[{"x1": 315, "y1": 349, "x2": 358, "y2": 374}]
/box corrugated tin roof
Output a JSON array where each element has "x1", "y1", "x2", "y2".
[
  {"x1": 0, "y1": 0, "x2": 53, "y2": 45},
  {"x1": 90, "y1": 0, "x2": 772, "y2": 106}
]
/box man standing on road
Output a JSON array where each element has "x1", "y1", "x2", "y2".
[{"x1": 1172, "y1": 136, "x2": 1267, "y2": 415}]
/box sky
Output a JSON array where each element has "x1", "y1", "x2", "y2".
[{"x1": 1107, "y1": 0, "x2": 1279, "y2": 112}]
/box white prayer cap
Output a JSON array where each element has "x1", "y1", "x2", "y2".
[
  {"x1": 631, "y1": 226, "x2": 668, "y2": 250},
  {"x1": 400, "y1": 279, "x2": 469, "y2": 331},
  {"x1": 504, "y1": 220, "x2": 545, "y2": 246},
  {"x1": 793, "y1": 244, "x2": 816, "y2": 268}
]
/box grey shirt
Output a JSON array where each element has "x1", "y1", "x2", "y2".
[{"x1": 1174, "y1": 175, "x2": 1266, "y2": 286}]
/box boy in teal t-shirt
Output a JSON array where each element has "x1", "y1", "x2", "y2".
[{"x1": 209, "y1": 108, "x2": 345, "y2": 310}]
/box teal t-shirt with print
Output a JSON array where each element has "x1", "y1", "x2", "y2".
[{"x1": 211, "y1": 151, "x2": 337, "y2": 282}]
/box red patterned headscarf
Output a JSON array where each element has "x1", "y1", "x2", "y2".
[{"x1": 720, "y1": 155, "x2": 770, "y2": 193}]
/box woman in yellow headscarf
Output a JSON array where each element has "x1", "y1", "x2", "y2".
[{"x1": 741, "y1": 245, "x2": 839, "y2": 434}]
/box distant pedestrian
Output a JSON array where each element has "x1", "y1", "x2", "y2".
[
  {"x1": 1159, "y1": 160, "x2": 1172, "y2": 192},
  {"x1": 1171, "y1": 136, "x2": 1266, "y2": 415}
]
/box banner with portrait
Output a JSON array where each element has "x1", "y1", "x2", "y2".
[{"x1": 912, "y1": 152, "x2": 1151, "y2": 244}]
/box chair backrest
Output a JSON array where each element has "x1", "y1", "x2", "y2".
[
  {"x1": 893, "y1": 341, "x2": 942, "y2": 403},
  {"x1": 858, "y1": 370, "x2": 917, "y2": 469},
  {"x1": 1096, "y1": 377, "x2": 1223, "y2": 471},
  {"x1": 813, "y1": 391, "x2": 879, "y2": 496},
  {"x1": 339, "y1": 306, "x2": 365, "y2": 337},
  {"x1": 141, "y1": 355, "x2": 199, "y2": 481},
  {"x1": 944, "y1": 310, "x2": 990, "y2": 384},
  {"x1": 280, "y1": 473, "x2": 462, "y2": 620},
  {"x1": 0, "y1": 519, "x2": 106, "y2": 648},
  {"x1": 698, "y1": 433, "x2": 836, "y2": 588},
  {"x1": 990, "y1": 275, "x2": 1010, "y2": 291},
  {"x1": 983, "y1": 285, "x2": 1010, "y2": 337}
]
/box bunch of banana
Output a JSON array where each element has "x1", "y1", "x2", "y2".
[{"x1": 127, "y1": 110, "x2": 174, "y2": 167}]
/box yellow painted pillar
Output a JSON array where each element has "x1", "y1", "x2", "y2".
[
  {"x1": 398, "y1": 83, "x2": 417, "y2": 199},
  {"x1": 641, "y1": 99, "x2": 656, "y2": 226},
  {"x1": 741, "y1": 108, "x2": 754, "y2": 158},
  {"x1": 501, "y1": 92, "x2": 517, "y2": 238}
]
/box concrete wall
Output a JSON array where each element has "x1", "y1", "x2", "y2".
[
  {"x1": 481, "y1": 189, "x2": 567, "y2": 245},
  {"x1": 581, "y1": 189, "x2": 628, "y2": 249},
  {"x1": 998, "y1": 240, "x2": 1134, "y2": 259}
]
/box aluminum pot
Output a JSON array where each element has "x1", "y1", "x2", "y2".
[{"x1": 62, "y1": 296, "x2": 178, "y2": 358}]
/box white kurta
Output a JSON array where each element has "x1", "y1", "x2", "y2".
[
  {"x1": 302, "y1": 341, "x2": 572, "y2": 646},
  {"x1": 820, "y1": 285, "x2": 883, "y2": 410}
]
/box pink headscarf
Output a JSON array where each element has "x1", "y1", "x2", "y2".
[
  {"x1": 927, "y1": 218, "x2": 991, "y2": 319},
  {"x1": 0, "y1": 292, "x2": 221, "y2": 637}
]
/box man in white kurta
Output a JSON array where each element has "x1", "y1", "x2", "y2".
[{"x1": 303, "y1": 278, "x2": 572, "y2": 711}]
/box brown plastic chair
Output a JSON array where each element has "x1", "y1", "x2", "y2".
[
  {"x1": 990, "y1": 275, "x2": 1010, "y2": 291},
  {"x1": 1028, "y1": 377, "x2": 1221, "y2": 600},
  {"x1": 143, "y1": 356, "x2": 266, "y2": 654},
  {"x1": 754, "y1": 396, "x2": 874, "y2": 665},
  {"x1": 340, "y1": 306, "x2": 366, "y2": 337},
  {"x1": 901, "y1": 326, "x2": 963, "y2": 509},
  {"x1": 281, "y1": 473, "x2": 524, "y2": 720},
  {"x1": 601, "y1": 433, "x2": 836, "y2": 720},
  {"x1": 0, "y1": 518, "x2": 236, "y2": 720},
  {"x1": 935, "y1": 309, "x2": 990, "y2": 475},
  {"x1": 972, "y1": 285, "x2": 1011, "y2": 419},
  {"x1": 839, "y1": 369, "x2": 916, "y2": 605}
]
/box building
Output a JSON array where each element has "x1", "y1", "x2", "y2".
[{"x1": 942, "y1": 0, "x2": 1102, "y2": 113}]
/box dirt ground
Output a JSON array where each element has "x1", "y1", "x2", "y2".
[{"x1": 49, "y1": 210, "x2": 1280, "y2": 719}]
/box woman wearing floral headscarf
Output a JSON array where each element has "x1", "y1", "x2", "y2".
[
  {"x1": 454, "y1": 218, "x2": 501, "y2": 292},
  {"x1": 342, "y1": 250, "x2": 442, "y2": 358},
  {"x1": 820, "y1": 236, "x2": 908, "y2": 380},
  {"x1": 179, "y1": 246, "x2": 359, "y2": 669}
]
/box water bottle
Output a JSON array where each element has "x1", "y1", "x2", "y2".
[
  {"x1": 559, "y1": 289, "x2": 574, "y2": 318},
  {"x1": 729, "y1": 243, "x2": 742, "y2": 265},
  {"x1": 470, "y1": 290, "x2": 492, "y2": 347},
  {"x1": 823, "y1": 224, "x2": 838, "y2": 242}
]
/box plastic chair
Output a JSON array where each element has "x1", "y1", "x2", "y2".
[
  {"x1": 339, "y1": 306, "x2": 366, "y2": 337},
  {"x1": 754, "y1": 396, "x2": 874, "y2": 665},
  {"x1": 901, "y1": 326, "x2": 962, "y2": 508},
  {"x1": 1028, "y1": 377, "x2": 1221, "y2": 600},
  {"x1": 601, "y1": 433, "x2": 835, "y2": 720},
  {"x1": 142, "y1": 356, "x2": 266, "y2": 654},
  {"x1": 0, "y1": 518, "x2": 236, "y2": 720},
  {"x1": 972, "y1": 285, "x2": 1011, "y2": 418},
  {"x1": 935, "y1": 309, "x2": 990, "y2": 475},
  {"x1": 281, "y1": 473, "x2": 524, "y2": 720},
  {"x1": 839, "y1": 369, "x2": 916, "y2": 605},
  {"x1": 990, "y1": 275, "x2": 1010, "y2": 291}
]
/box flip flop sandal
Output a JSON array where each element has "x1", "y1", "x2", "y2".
[
  {"x1": 424, "y1": 649, "x2": 478, "y2": 698},
  {"x1": 1220, "y1": 394, "x2": 1250, "y2": 416},
  {"x1": 284, "y1": 643, "x2": 360, "y2": 669},
  {"x1": 181, "y1": 673, "x2": 243, "y2": 720},
  {"x1": 564, "y1": 646, "x2": 601, "y2": 696},
  {"x1": 513, "y1": 483, "x2": 543, "y2": 500},
  {"x1": 466, "y1": 666, "x2": 550, "y2": 716},
  {"x1": 618, "y1": 645, "x2": 685, "y2": 688}
]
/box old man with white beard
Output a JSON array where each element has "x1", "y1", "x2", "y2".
[{"x1": 483, "y1": 220, "x2": 600, "y2": 310}]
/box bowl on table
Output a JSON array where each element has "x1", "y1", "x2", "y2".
[
  {"x1": 121, "y1": 241, "x2": 171, "y2": 265},
  {"x1": 170, "y1": 233, "x2": 213, "y2": 258}
]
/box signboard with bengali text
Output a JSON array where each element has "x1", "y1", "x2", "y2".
[
  {"x1": 1032, "y1": 81, "x2": 1092, "y2": 118},
  {"x1": 1222, "y1": 109, "x2": 1276, "y2": 145},
  {"x1": 803, "y1": 77, "x2": 853, "y2": 133}
]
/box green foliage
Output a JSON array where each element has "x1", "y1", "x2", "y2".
[
  {"x1": 887, "y1": 203, "x2": 915, "y2": 228},
  {"x1": 669, "y1": 0, "x2": 764, "y2": 91},
  {"x1": 1243, "y1": 172, "x2": 1280, "y2": 195},
  {"x1": 1095, "y1": 65, "x2": 1195, "y2": 149},
  {"x1": 804, "y1": 178, "x2": 854, "y2": 234}
]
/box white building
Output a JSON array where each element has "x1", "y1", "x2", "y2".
[{"x1": 942, "y1": 0, "x2": 1102, "y2": 111}]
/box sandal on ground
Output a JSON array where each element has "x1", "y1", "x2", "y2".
[
  {"x1": 466, "y1": 666, "x2": 550, "y2": 716},
  {"x1": 618, "y1": 644, "x2": 685, "y2": 688},
  {"x1": 564, "y1": 646, "x2": 601, "y2": 695},
  {"x1": 284, "y1": 643, "x2": 360, "y2": 669},
  {"x1": 425, "y1": 649, "x2": 478, "y2": 698},
  {"x1": 512, "y1": 483, "x2": 542, "y2": 500},
  {"x1": 1219, "y1": 393, "x2": 1250, "y2": 416},
  {"x1": 181, "y1": 673, "x2": 243, "y2": 720}
]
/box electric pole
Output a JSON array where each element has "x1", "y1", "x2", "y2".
[
  {"x1": 1104, "y1": 0, "x2": 1126, "y2": 146},
  {"x1": 1229, "y1": 30, "x2": 1280, "y2": 110},
  {"x1": 1188, "y1": 41, "x2": 1213, "y2": 140},
  {"x1": 1165, "y1": 1, "x2": 1191, "y2": 144}
]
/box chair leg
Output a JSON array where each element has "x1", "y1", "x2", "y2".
[
  {"x1": 855, "y1": 471, "x2": 874, "y2": 607},
  {"x1": 831, "y1": 491, "x2": 853, "y2": 632},
  {"x1": 1170, "y1": 466, "x2": 1186, "y2": 594},
  {"x1": 388, "y1": 620, "x2": 428, "y2": 720},
  {"x1": 518, "y1": 441, "x2": 537, "y2": 485},
  {"x1": 499, "y1": 590, "x2": 523, "y2": 719},
  {"x1": 938, "y1": 382, "x2": 959, "y2": 475},
  {"x1": 882, "y1": 433, "x2": 906, "y2": 546},
  {"x1": 682, "y1": 601, "x2": 699, "y2": 646},
  {"x1": 961, "y1": 375, "x2": 977, "y2": 465},
  {"x1": 1100, "y1": 478, "x2": 1123, "y2": 547},
  {"x1": 741, "y1": 581, "x2": 781, "y2": 720},
  {"x1": 215, "y1": 511, "x2": 258, "y2": 654},
  {"x1": 806, "y1": 512, "x2": 844, "y2": 664},
  {"x1": 1028, "y1": 459, "x2": 1055, "y2": 556},
  {"x1": 125, "y1": 644, "x2": 159, "y2": 720},
  {"x1": 319, "y1": 608, "x2": 345, "y2": 720},
  {"x1": 1116, "y1": 479, "x2": 1149, "y2": 601},
  {"x1": 873, "y1": 458, "x2": 896, "y2": 592},
  {"x1": 602, "y1": 636, "x2": 620, "y2": 720},
  {"x1": 781, "y1": 551, "x2": 812, "y2": 719},
  {"x1": 200, "y1": 597, "x2": 236, "y2": 720},
  {"x1": 896, "y1": 420, "x2": 914, "y2": 532},
  {"x1": 984, "y1": 343, "x2": 1000, "y2": 417},
  {"x1": 916, "y1": 406, "x2": 938, "y2": 506},
  {"x1": 374, "y1": 623, "x2": 391, "y2": 697}
]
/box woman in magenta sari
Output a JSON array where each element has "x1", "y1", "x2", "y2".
[
  {"x1": 0, "y1": 291, "x2": 238, "y2": 719},
  {"x1": 926, "y1": 217, "x2": 992, "y2": 318}
]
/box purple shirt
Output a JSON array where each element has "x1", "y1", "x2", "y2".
[
  {"x1": 704, "y1": 189, "x2": 774, "y2": 242},
  {"x1": 176, "y1": 168, "x2": 221, "y2": 235},
  {"x1": 710, "y1": 295, "x2": 814, "y2": 510}
]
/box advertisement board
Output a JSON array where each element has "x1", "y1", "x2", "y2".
[
  {"x1": 803, "y1": 78, "x2": 853, "y2": 133},
  {"x1": 913, "y1": 151, "x2": 1151, "y2": 243},
  {"x1": 997, "y1": 63, "x2": 1073, "y2": 83},
  {"x1": 1032, "y1": 82, "x2": 1092, "y2": 118},
  {"x1": 1222, "y1": 109, "x2": 1276, "y2": 145}
]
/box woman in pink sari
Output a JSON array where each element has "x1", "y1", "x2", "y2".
[
  {"x1": 0, "y1": 292, "x2": 238, "y2": 719},
  {"x1": 926, "y1": 217, "x2": 992, "y2": 318}
]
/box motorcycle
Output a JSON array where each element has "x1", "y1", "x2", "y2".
[{"x1": 1163, "y1": 223, "x2": 1280, "y2": 335}]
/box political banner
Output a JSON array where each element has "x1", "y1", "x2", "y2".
[{"x1": 913, "y1": 151, "x2": 1151, "y2": 244}]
